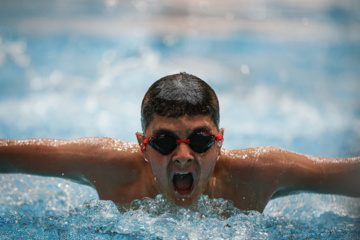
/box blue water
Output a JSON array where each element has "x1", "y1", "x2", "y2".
[
  {"x1": 1, "y1": 175, "x2": 359, "y2": 239},
  {"x1": 1, "y1": 0, "x2": 360, "y2": 239}
]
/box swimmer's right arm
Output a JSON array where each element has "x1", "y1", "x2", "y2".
[{"x1": 0, "y1": 137, "x2": 142, "y2": 187}]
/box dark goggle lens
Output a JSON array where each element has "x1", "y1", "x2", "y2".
[
  {"x1": 149, "y1": 132, "x2": 216, "y2": 155},
  {"x1": 189, "y1": 132, "x2": 215, "y2": 153},
  {"x1": 149, "y1": 135, "x2": 177, "y2": 155}
]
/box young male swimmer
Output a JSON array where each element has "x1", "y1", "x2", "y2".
[{"x1": 0, "y1": 73, "x2": 359, "y2": 212}]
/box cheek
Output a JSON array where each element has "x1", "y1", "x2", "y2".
[
  {"x1": 198, "y1": 151, "x2": 218, "y2": 174},
  {"x1": 147, "y1": 153, "x2": 169, "y2": 177},
  {"x1": 150, "y1": 159, "x2": 165, "y2": 172}
]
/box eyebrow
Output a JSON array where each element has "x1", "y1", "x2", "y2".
[
  {"x1": 189, "y1": 126, "x2": 213, "y2": 136},
  {"x1": 152, "y1": 126, "x2": 213, "y2": 138},
  {"x1": 152, "y1": 128, "x2": 178, "y2": 137}
]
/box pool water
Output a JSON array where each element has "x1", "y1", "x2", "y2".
[
  {"x1": 0, "y1": 0, "x2": 360, "y2": 239},
  {"x1": 0, "y1": 174, "x2": 359, "y2": 239}
]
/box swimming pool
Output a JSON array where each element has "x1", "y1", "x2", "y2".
[
  {"x1": 0, "y1": 175, "x2": 359, "y2": 239},
  {"x1": 0, "y1": 0, "x2": 359, "y2": 239}
]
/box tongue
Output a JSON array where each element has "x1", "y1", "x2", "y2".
[{"x1": 173, "y1": 173, "x2": 193, "y2": 190}]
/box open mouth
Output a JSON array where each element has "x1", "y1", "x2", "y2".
[{"x1": 171, "y1": 172, "x2": 195, "y2": 195}]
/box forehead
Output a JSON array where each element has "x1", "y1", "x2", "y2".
[{"x1": 145, "y1": 115, "x2": 218, "y2": 137}]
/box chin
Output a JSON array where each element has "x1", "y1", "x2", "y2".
[
  {"x1": 168, "y1": 189, "x2": 202, "y2": 207},
  {"x1": 172, "y1": 196, "x2": 198, "y2": 207}
]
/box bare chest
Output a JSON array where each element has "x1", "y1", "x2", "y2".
[
  {"x1": 94, "y1": 172, "x2": 158, "y2": 205},
  {"x1": 205, "y1": 175, "x2": 272, "y2": 212}
]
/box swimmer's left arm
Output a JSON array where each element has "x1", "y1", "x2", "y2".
[
  {"x1": 260, "y1": 147, "x2": 360, "y2": 199},
  {"x1": 214, "y1": 147, "x2": 359, "y2": 212}
]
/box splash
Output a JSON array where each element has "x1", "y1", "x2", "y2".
[{"x1": 1, "y1": 195, "x2": 359, "y2": 239}]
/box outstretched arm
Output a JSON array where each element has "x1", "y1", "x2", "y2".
[
  {"x1": 268, "y1": 147, "x2": 360, "y2": 198},
  {"x1": 0, "y1": 137, "x2": 142, "y2": 187},
  {"x1": 217, "y1": 147, "x2": 360, "y2": 212}
]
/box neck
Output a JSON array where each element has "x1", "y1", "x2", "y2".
[{"x1": 204, "y1": 176, "x2": 217, "y2": 198}]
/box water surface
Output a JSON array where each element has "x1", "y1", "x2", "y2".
[{"x1": 0, "y1": 0, "x2": 359, "y2": 239}]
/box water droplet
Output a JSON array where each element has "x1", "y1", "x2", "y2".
[
  {"x1": 241, "y1": 64, "x2": 250, "y2": 75},
  {"x1": 301, "y1": 17, "x2": 309, "y2": 26},
  {"x1": 50, "y1": 70, "x2": 62, "y2": 84},
  {"x1": 62, "y1": 173, "x2": 64, "y2": 176},
  {"x1": 154, "y1": 177, "x2": 157, "y2": 182},
  {"x1": 30, "y1": 77, "x2": 43, "y2": 91},
  {"x1": 102, "y1": 50, "x2": 116, "y2": 64},
  {"x1": 182, "y1": 198, "x2": 185, "y2": 202}
]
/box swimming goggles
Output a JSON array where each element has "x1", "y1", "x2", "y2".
[{"x1": 142, "y1": 131, "x2": 223, "y2": 155}]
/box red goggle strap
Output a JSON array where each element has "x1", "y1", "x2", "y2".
[
  {"x1": 200, "y1": 131, "x2": 223, "y2": 142},
  {"x1": 142, "y1": 138, "x2": 149, "y2": 153},
  {"x1": 176, "y1": 139, "x2": 190, "y2": 144},
  {"x1": 215, "y1": 132, "x2": 223, "y2": 141}
]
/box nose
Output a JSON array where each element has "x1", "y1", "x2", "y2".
[{"x1": 172, "y1": 142, "x2": 194, "y2": 166}]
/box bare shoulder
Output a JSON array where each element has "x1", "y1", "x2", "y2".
[
  {"x1": 70, "y1": 137, "x2": 155, "y2": 202},
  {"x1": 216, "y1": 146, "x2": 324, "y2": 182},
  {"x1": 217, "y1": 146, "x2": 287, "y2": 170},
  {"x1": 73, "y1": 137, "x2": 143, "y2": 163},
  {"x1": 211, "y1": 146, "x2": 291, "y2": 211},
  {"x1": 62, "y1": 137, "x2": 145, "y2": 181}
]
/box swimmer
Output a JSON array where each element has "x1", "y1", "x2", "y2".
[{"x1": 0, "y1": 73, "x2": 359, "y2": 212}]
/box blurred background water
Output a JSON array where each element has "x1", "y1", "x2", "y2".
[{"x1": 0, "y1": 0, "x2": 360, "y2": 239}]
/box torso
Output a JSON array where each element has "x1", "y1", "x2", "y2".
[
  {"x1": 84, "y1": 141, "x2": 161, "y2": 205},
  {"x1": 204, "y1": 148, "x2": 279, "y2": 212},
  {"x1": 94, "y1": 158, "x2": 160, "y2": 204},
  {"x1": 89, "y1": 143, "x2": 279, "y2": 212}
]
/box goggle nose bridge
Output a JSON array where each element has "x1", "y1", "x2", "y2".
[{"x1": 176, "y1": 139, "x2": 191, "y2": 144}]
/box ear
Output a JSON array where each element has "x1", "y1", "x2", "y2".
[
  {"x1": 216, "y1": 128, "x2": 224, "y2": 161},
  {"x1": 217, "y1": 128, "x2": 224, "y2": 148},
  {"x1": 136, "y1": 132, "x2": 146, "y2": 153}
]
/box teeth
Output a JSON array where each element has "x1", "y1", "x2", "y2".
[{"x1": 170, "y1": 171, "x2": 195, "y2": 180}]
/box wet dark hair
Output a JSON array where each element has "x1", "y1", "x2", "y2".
[{"x1": 141, "y1": 72, "x2": 220, "y2": 131}]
